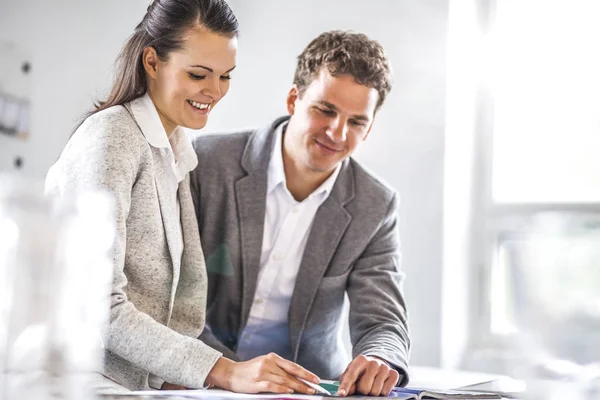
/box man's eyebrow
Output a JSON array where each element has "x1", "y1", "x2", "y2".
[
  {"x1": 317, "y1": 100, "x2": 337, "y2": 110},
  {"x1": 189, "y1": 65, "x2": 237, "y2": 74},
  {"x1": 317, "y1": 100, "x2": 370, "y2": 121}
]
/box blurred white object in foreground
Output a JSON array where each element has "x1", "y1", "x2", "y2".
[{"x1": 0, "y1": 174, "x2": 114, "y2": 400}]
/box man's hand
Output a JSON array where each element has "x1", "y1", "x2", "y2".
[
  {"x1": 206, "y1": 353, "x2": 320, "y2": 395},
  {"x1": 338, "y1": 355, "x2": 400, "y2": 397}
]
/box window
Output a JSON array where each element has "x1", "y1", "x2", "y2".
[{"x1": 478, "y1": 0, "x2": 600, "y2": 344}]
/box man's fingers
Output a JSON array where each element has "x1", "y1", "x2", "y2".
[
  {"x1": 272, "y1": 354, "x2": 319, "y2": 384},
  {"x1": 382, "y1": 371, "x2": 400, "y2": 396},
  {"x1": 368, "y1": 365, "x2": 390, "y2": 396},
  {"x1": 338, "y1": 356, "x2": 367, "y2": 396},
  {"x1": 346, "y1": 383, "x2": 357, "y2": 396},
  {"x1": 356, "y1": 361, "x2": 379, "y2": 395}
]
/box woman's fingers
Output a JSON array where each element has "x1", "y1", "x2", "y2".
[
  {"x1": 270, "y1": 353, "x2": 319, "y2": 384},
  {"x1": 226, "y1": 353, "x2": 320, "y2": 395}
]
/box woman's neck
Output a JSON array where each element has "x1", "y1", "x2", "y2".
[{"x1": 147, "y1": 91, "x2": 177, "y2": 137}]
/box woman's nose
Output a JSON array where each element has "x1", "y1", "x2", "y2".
[{"x1": 201, "y1": 77, "x2": 222, "y2": 100}]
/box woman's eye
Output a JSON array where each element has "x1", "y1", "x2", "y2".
[
  {"x1": 220, "y1": 75, "x2": 232, "y2": 81},
  {"x1": 188, "y1": 73, "x2": 206, "y2": 80}
]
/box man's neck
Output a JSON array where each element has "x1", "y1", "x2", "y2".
[{"x1": 282, "y1": 140, "x2": 333, "y2": 203}]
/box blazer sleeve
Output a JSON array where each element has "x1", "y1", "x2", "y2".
[
  {"x1": 45, "y1": 119, "x2": 221, "y2": 389},
  {"x1": 347, "y1": 193, "x2": 410, "y2": 387}
]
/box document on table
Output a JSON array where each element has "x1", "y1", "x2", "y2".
[{"x1": 124, "y1": 389, "x2": 326, "y2": 399}]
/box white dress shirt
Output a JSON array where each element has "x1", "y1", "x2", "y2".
[
  {"x1": 129, "y1": 93, "x2": 198, "y2": 389},
  {"x1": 236, "y1": 122, "x2": 341, "y2": 360},
  {"x1": 129, "y1": 93, "x2": 198, "y2": 249}
]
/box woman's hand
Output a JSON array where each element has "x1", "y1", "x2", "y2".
[{"x1": 205, "y1": 353, "x2": 320, "y2": 394}]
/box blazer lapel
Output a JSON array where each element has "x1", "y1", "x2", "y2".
[
  {"x1": 152, "y1": 148, "x2": 182, "y2": 306},
  {"x1": 236, "y1": 117, "x2": 289, "y2": 332},
  {"x1": 123, "y1": 101, "x2": 181, "y2": 301},
  {"x1": 289, "y1": 160, "x2": 355, "y2": 360},
  {"x1": 170, "y1": 175, "x2": 208, "y2": 336}
]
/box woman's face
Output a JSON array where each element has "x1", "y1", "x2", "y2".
[{"x1": 144, "y1": 25, "x2": 237, "y2": 133}]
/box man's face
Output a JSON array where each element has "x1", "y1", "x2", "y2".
[{"x1": 285, "y1": 69, "x2": 379, "y2": 174}]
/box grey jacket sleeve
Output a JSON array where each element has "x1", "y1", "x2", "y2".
[
  {"x1": 45, "y1": 122, "x2": 221, "y2": 389},
  {"x1": 347, "y1": 193, "x2": 410, "y2": 387},
  {"x1": 198, "y1": 327, "x2": 239, "y2": 361}
]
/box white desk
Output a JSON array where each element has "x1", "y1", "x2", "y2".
[{"x1": 99, "y1": 367, "x2": 525, "y2": 399}]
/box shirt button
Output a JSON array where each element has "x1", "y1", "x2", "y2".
[
  {"x1": 292, "y1": 207, "x2": 299, "y2": 213},
  {"x1": 255, "y1": 298, "x2": 264, "y2": 304},
  {"x1": 272, "y1": 254, "x2": 281, "y2": 261}
]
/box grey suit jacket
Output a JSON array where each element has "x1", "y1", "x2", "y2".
[
  {"x1": 190, "y1": 116, "x2": 410, "y2": 386},
  {"x1": 45, "y1": 104, "x2": 221, "y2": 391}
]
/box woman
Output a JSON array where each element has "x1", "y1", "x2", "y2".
[{"x1": 45, "y1": 0, "x2": 319, "y2": 394}]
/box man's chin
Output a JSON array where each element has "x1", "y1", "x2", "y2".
[{"x1": 308, "y1": 161, "x2": 340, "y2": 174}]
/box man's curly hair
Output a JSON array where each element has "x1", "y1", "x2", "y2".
[{"x1": 293, "y1": 30, "x2": 393, "y2": 110}]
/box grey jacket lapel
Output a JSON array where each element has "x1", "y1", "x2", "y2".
[
  {"x1": 289, "y1": 160, "x2": 355, "y2": 360},
  {"x1": 236, "y1": 116, "x2": 290, "y2": 332}
]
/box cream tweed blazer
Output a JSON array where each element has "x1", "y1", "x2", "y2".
[{"x1": 45, "y1": 103, "x2": 221, "y2": 390}]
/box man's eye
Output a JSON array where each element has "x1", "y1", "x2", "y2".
[
  {"x1": 189, "y1": 73, "x2": 206, "y2": 80},
  {"x1": 318, "y1": 108, "x2": 335, "y2": 116},
  {"x1": 349, "y1": 119, "x2": 366, "y2": 127}
]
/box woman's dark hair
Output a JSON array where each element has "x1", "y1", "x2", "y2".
[{"x1": 87, "y1": 0, "x2": 238, "y2": 119}]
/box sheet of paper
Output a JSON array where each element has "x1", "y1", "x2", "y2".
[
  {"x1": 127, "y1": 388, "x2": 326, "y2": 399},
  {"x1": 408, "y1": 366, "x2": 506, "y2": 391}
]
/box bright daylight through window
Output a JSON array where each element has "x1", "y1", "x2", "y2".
[{"x1": 486, "y1": 0, "x2": 600, "y2": 337}]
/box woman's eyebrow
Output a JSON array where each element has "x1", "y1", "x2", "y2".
[{"x1": 189, "y1": 65, "x2": 237, "y2": 73}]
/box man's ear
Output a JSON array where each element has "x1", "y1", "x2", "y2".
[
  {"x1": 142, "y1": 47, "x2": 160, "y2": 80},
  {"x1": 286, "y1": 85, "x2": 300, "y2": 116}
]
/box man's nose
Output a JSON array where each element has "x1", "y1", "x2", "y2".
[{"x1": 325, "y1": 117, "x2": 347, "y2": 143}]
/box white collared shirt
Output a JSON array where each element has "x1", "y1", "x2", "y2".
[
  {"x1": 129, "y1": 93, "x2": 198, "y2": 184},
  {"x1": 236, "y1": 121, "x2": 341, "y2": 361},
  {"x1": 128, "y1": 94, "x2": 198, "y2": 389}
]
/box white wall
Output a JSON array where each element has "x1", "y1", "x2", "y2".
[
  {"x1": 0, "y1": 0, "x2": 150, "y2": 176},
  {"x1": 0, "y1": 0, "x2": 449, "y2": 367}
]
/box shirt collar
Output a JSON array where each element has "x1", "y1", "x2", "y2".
[
  {"x1": 267, "y1": 121, "x2": 341, "y2": 200},
  {"x1": 267, "y1": 121, "x2": 288, "y2": 194},
  {"x1": 129, "y1": 93, "x2": 198, "y2": 182},
  {"x1": 129, "y1": 93, "x2": 171, "y2": 149}
]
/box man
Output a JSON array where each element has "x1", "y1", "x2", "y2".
[{"x1": 190, "y1": 30, "x2": 410, "y2": 397}]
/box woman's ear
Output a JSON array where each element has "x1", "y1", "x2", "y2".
[{"x1": 142, "y1": 47, "x2": 159, "y2": 80}]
